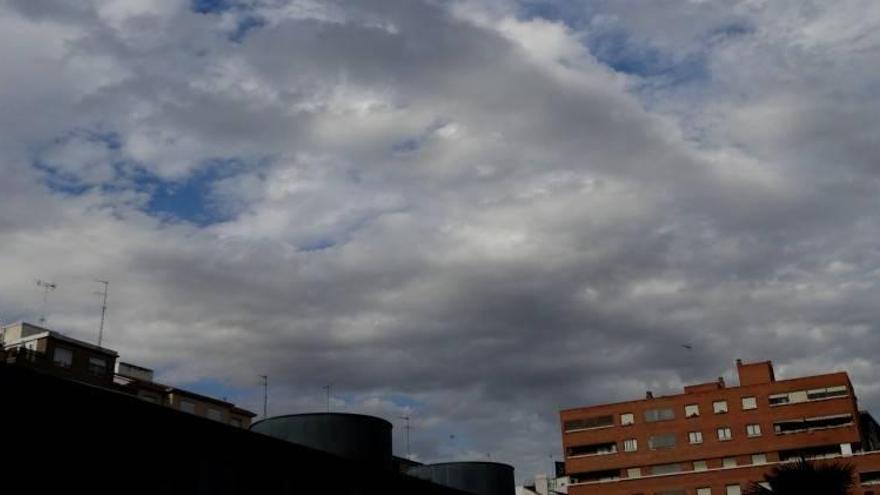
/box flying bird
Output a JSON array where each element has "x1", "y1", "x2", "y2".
[{"x1": 681, "y1": 344, "x2": 693, "y2": 350}]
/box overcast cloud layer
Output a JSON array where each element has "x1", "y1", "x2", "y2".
[{"x1": 3, "y1": 0, "x2": 880, "y2": 482}]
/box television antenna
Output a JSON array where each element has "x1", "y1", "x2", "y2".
[
  {"x1": 95, "y1": 280, "x2": 109, "y2": 347},
  {"x1": 400, "y1": 415, "x2": 412, "y2": 459},
  {"x1": 35, "y1": 279, "x2": 57, "y2": 325}
]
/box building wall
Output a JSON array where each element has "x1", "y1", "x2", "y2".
[{"x1": 561, "y1": 361, "x2": 869, "y2": 494}]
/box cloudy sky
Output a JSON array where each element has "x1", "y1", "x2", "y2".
[{"x1": 3, "y1": 0, "x2": 880, "y2": 482}]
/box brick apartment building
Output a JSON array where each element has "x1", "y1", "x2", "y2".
[{"x1": 560, "y1": 359, "x2": 880, "y2": 495}]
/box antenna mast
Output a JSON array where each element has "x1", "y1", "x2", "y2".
[
  {"x1": 260, "y1": 375, "x2": 268, "y2": 418},
  {"x1": 400, "y1": 415, "x2": 412, "y2": 459},
  {"x1": 35, "y1": 279, "x2": 57, "y2": 325},
  {"x1": 95, "y1": 280, "x2": 109, "y2": 347}
]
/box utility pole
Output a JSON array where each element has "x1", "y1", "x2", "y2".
[
  {"x1": 95, "y1": 280, "x2": 109, "y2": 347},
  {"x1": 35, "y1": 279, "x2": 57, "y2": 326},
  {"x1": 400, "y1": 415, "x2": 412, "y2": 459},
  {"x1": 260, "y1": 375, "x2": 268, "y2": 418}
]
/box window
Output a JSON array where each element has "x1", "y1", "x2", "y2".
[
  {"x1": 752, "y1": 453, "x2": 767, "y2": 465},
  {"x1": 230, "y1": 417, "x2": 243, "y2": 428},
  {"x1": 623, "y1": 439, "x2": 638, "y2": 452},
  {"x1": 649, "y1": 433, "x2": 677, "y2": 450},
  {"x1": 769, "y1": 392, "x2": 789, "y2": 405},
  {"x1": 806, "y1": 385, "x2": 848, "y2": 400},
  {"x1": 713, "y1": 400, "x2": 728, "y2": 413},
  {"x1": 179, "y1": 400, "x2": 197, "y2": 414},
  {"x1": 626, "y1": 468, "x2": 641, "y2": 478},
  {"x1": 697, "y1": 488, "x2": 712, "y2": 495},
  {"x1": 693, "y1": 461, "x2": 708, "y2": 471},
  {"x1": 564, "y1": 415, "x2": 614, "y2": 432},
  {"x1": 688, "y1": 431, "x2": 703, "y2": 444},
  {"x1": 644, "y1": 408, "x2": 675, "y2": 422},
  {"x1": 723, "y1": 457, "x2": 737, "y2": 468},
  {"x1": 567, "y1": 442, "x2": 617, "y2": 457},
  {"x1": 717, "y1": 427, "x2": 732, "y2": 441},
  {"x1": 140, "y1": 393, "x2": 160, "y2": 404},
  {"x1": 685, "y1": 404, "x2": 700, "y2": 418},
  {"x1": 52, "y1": 347, "x2": 73, "y2": 368},
  {"x1": 621, "y1": 413, "x2": 635, "y2": 425},
  {"x1": 741, "y1": 396, "x2": 757, "y2": 410},
  {"x1": 207, "y1": 408, "x2": 223, "y2": 421},
  {"x1": 651, "y1": 464, "x2": 682, "y2": 475},
  {"x1": 747, "y1": 423, "x2": 762, "y2": 437},
  {"x1": 88, "y1": 356, "x2": 107, "y2": 375},
  {"x1": 726, "y1": 484, "x2": 741, "y2": 495},
  {"x1": 774, "y1": 414, "x2": 853, "y2": 434}
]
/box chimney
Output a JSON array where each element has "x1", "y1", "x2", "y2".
[
  {"x1": 717, "y1": 376, "x2": 725, "y2": 388},
  {"x1": 646, "y1": 391, "x2": 654, "y2": 399}
]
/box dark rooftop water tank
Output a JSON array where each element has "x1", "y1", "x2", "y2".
[
  {"x1": 250, "y1": 413, "x2": 392, "y2": 469},
  {"x1": 407, "y1": 462, "x2": 515, "y2": 495}
]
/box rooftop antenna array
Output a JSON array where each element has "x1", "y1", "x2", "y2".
[
  {"x1": 95, "y1": 280, "x2": 109, "y2": 347},
  {"x1": 35, "y1": 279, "x2": 57, "y2": 325}
]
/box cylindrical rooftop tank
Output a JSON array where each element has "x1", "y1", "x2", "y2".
[
  {"x1": 407, "y1": 462, "x2": 515, "y2": 495},
  {"x1": 250, "y1": 412, "x2": 392, "y2": 469}
]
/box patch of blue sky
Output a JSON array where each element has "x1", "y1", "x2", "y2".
[
  {"x1": 386, "y1": 393, "x2": 423, "y2": 410},
  {"x1": 516, "y1": 0, "x2": 593, "y2": 29},
  {"x1": 587, "y1": 29, "x2": 709, "y2": 86},
  {"x1": 191, "y1": 0, "x2": 235, "y2": 14},
  {"x1": 32, "y1": 130, "x2": 124, "y2": 196},
  {"x1": 190, "y1": 0, "x2": 266, "y2": 42},
  {"x1": 141, "y1": 158, "x2": 260, "y2": 227},
  {"x1": 230, "y1": 15, "x2": 266, "y2": 43}
]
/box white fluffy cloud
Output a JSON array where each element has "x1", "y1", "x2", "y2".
[{"x1": 2, "y1": 0, "x2": 880, "y2": 483}]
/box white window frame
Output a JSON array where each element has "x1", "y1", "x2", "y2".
[
  {"x1": 723, "y1": 457, "x2": 737, "y2": 468},
  {"x1": 713, "y1": 400, "x2": 728, "y2": 414},
  {"x1": 626, "y1": 468, "x2": 641, "y2": 478},
  {"x1": 693, "y1": 461, "x2": 708, "y2": 471},
  {"x1": 726, "y1": 484, "x2": 742, "y2": 495},
  {"x1": 620, "y1": 413, "x2": 635, "y2": 426},
  {"x1": 685, "y1": 404, "x2": 700, "y2": 418},
  {"x1": 697, "y1": 488, "x2": 712, "y2": 495},
  {"x1": 752, "y1": 453, "x2": 767, "y2": 465},
  {"x1": 688, "y1": 431, "x2": 703, "y2": 444},
  {"x1": 741, "y1": 396, "x2": 757, "y2": 410},
  {"x1": 747, "y1": 423, "x2": 762, "y2": 437},
  {"x1": 623, "y1": 438, "x2": 638, "y2": 452},
  {"x1": 717, "y1": 427, "x2": 732, "y2": 441}
]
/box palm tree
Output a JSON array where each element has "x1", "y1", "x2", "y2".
[{"x1": 745, "y1": 458, "x2": 854, "y2": 495}]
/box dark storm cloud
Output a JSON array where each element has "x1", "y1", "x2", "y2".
[{"x1": 3, "y1": 0, "x2": 880, "y2": 483}]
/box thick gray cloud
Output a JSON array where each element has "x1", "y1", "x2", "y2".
[{"x1": 2, "y1": 0, "x2": 880, "y2": 484}]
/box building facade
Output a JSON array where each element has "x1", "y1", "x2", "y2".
[
  {"x1": 1, "y1": 321, "x2": 119, "y2": 387},
  {"x1": 114, "y1": 361, "x2": 256, "y2": 427},
  {"x1": 2, "y1": 321, "x2": 255, "y2": 428},
  {"x1": 560, "y1": 359, "x2": 880, "y2": 495}
]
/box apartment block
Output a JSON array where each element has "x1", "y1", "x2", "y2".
[
  {"x1": 560, "y1": 359, "x2": 880, "y2": 495},
  {"x1": 115, "y1": 362, "x2": 256, "y2": 428},
  {"x1": 2, "y1": 321, "x2": 255, "y2": 428},
  {"x1": 1, "y1": 321, "x2": 118, "y2": 387}
]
